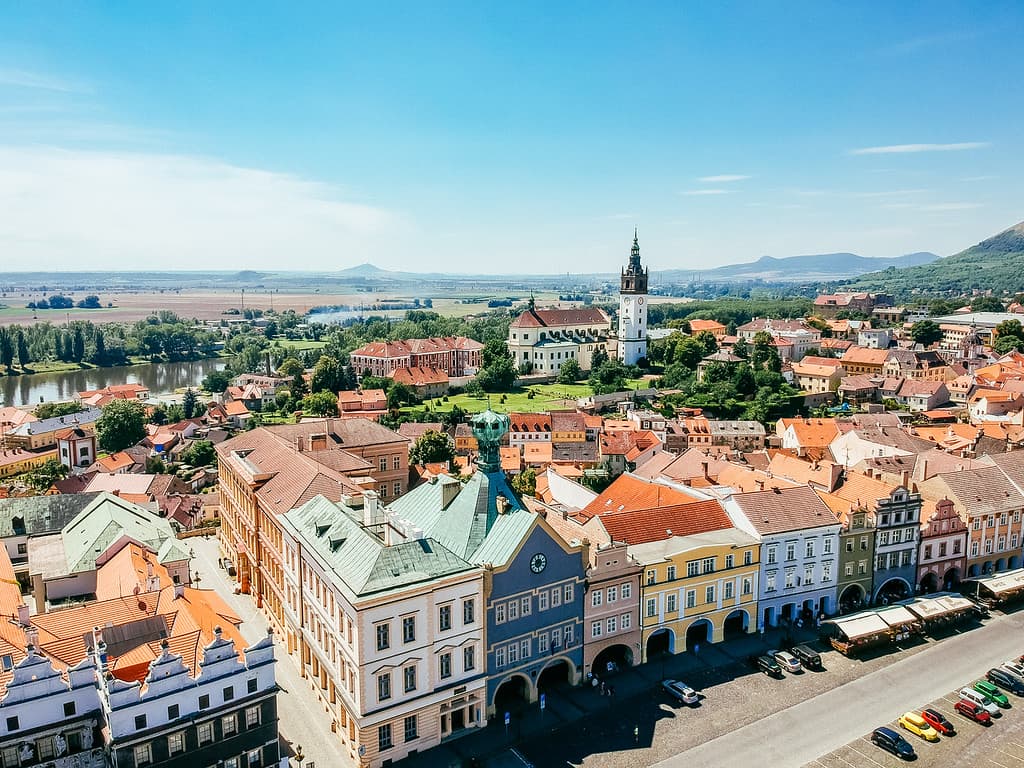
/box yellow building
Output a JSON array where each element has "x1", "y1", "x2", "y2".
[
  {"x1": 0, "y1": 448, "x2": 58, "y2": 479},
  {"x1": 632, "y1": 529, "x2": 760, "y2": 661}
]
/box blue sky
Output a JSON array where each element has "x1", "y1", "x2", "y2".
[{"x1": 0, "y1": 2, "x2": 1021, "y2": 274}]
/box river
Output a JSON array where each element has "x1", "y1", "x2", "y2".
[{"x1": 1, "y1": 358, "x2": 226, "y2": 407}]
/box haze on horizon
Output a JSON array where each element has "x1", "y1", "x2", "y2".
[{"x1": 0, "y1": 3, "x2": 1022, "y2": 275}]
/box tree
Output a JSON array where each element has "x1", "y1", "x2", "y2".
[
  {"x1": 588, "y1": 358, "x2": 632, "y2": 394},
  {"x1": 35, "y1": 401, "x2": 84, "y2": 420},
  {"x1": 181, "y1": 439, "x2": 217, "y2": 467},
  {"x1": 182, "y1": 388, "x2": 198, "y2": 419},
  {"x1": 0, "y1": 328, "x2": 13, "y2": 371},
  {"x1": 510, "y1": 468, "x2": 537, "y2": 497},
  {"x1": 96, "y1": 399, "x2": 147, "y2": 453},
  {"x1": 91, "y1": 330, "x2": 106, "y2": 364},
  {"x1": 310, "y1": 354, "x2": 350, "y2": 394},
  {"x1": 25, "y1": 459, "x2": 68, "y2": 491},
  {"x1": 291, "y1": 370, "x2": 309, "y2": 399},
  {"x1": 590, "y1": 346, "x2": 609, "y2": 369},
  {"x1": 16, "y1": 330, "x2": 29, "y2": 369},
  {"x1": 478, "y1": 340, "x2": 516, "y2": 393},
  {"x1": 387, "y1": 382, "x2": 418, "y2": 409},
  {"x1": 277, "y1": 357, "x2": 305, "y2": 377},
  {"x1": 201, "y1": 369, "x2": 232, "y2": 393},
  {"x1": 299, "y1": 391, "x2": 339, "y2": 417},
  {"x1": 557, "y1": 358, "x2": 581, "y2": 383},
  {"x1": 409, "y1": 430, "x2": 456, "y2": 467},
  {"x1": 731, "y1": 338, "x2": 749, "y2": 359},
  {"x1": 150, "y1": 404, "x2": 168, "y2": 425},
  {"x1": 910, "y1": 320, "x2": 943, "y2": 347},
  {"x1": 971, "y1": 296, "x2": 1005, "y2": 313}
]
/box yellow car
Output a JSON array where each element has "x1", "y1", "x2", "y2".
[{"x1": 898, "y1": 711, "x2": 940, "y2": 742}]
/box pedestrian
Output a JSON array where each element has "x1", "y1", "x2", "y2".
[
  {"x1": 609, "y1": 685, "x2": 615, "y2": 697},
  {"x1": 591, "y1": 676, "x2": 599, "y2": 689},
  {"x1": 693, "y1": 643, "x2": 700, "y2": 655},
  {"x1": 633, "y1": 725, "x2": 639, "y2": 744},
  {"x1": 600, "y1": 680, "x2": 606, "y2": 695}
]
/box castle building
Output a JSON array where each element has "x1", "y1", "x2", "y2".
[{"x1": 618, "y1": 231, "x2": 649, "y2": 365}]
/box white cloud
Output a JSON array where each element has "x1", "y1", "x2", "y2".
[
  {"x1": 0, "y1": 145, "x2": 400, "y2": 271},
  {"x1": 0, "y1": 68, "x2": 89, "y2": 93},
  {"x1": 697, "y1": 174, "x2": 750, "y2": 183},
  {"x1": 682, "y1": 189, "x2": 729, "y2": 196},
  {"x1": 849, "y1": 142, "x2": 989, "y2": 155}
]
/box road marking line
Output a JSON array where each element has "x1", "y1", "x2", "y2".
[
  {"x1": 991, "y1": 759, "x2": 1013, "y2": 768},
  {"x1": 845, "y1": 742, "x2": 891, "y2": 768}
]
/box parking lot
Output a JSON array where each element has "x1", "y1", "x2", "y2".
[{"x1": 807, "y1": 681, "x2": 1024, "y2": 768}]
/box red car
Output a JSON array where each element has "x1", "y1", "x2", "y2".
[
  {"x1": 921, "y1": 708, "x2": 956, "y2": 736},
  {"x1": 955, "y1": 698, "x2": 993, "y2": 725}
]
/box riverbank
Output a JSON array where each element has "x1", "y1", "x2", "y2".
[{"x1": 2, "y1": 353, "x2": 225, "y2": 378}]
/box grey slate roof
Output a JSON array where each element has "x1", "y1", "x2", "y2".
[
  {"x1": 0, "y1": 492, "x2": 102, "y2": 538},
  {"x1": 281, "y1": 495, "x2": 475, "y2": 597}
]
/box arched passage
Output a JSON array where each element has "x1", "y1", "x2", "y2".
[
  {"x1": 723, "y1": 609, "x2": 750, "y2": 640},
  {"x1": 646, "y1": 628, "x2": 675, "y2": 660},
  {"x1": 537, "y1": 658, "x2": 573, "y2": 692},
  {"x1": 919, "y1": 571, "x2": 940, "y2": 594},
  {"x1": 996, "y1": 557, "x2": 1007, "y2": 572},
  {"x1": 1009, "y1": 556, "x2": 1020, "y2": 570},
  {"x1": 839, "y1": 583, "x2": 865, "y2": 613},
  {"x1": 592, "y1": 644, "x2": 633, "y2": 677},
  {"x1": 493, "y1": 674, "x2": 531, "y2": 716},
  {"x1": 874, "y1": 576, "x2": 912, "y2": 605},
  {"x1": 968, "y1": 564, "x2": 981, "y2": 578},
  {"x1": 685, "y1": 618, "x2": 712, "y2": 651}
]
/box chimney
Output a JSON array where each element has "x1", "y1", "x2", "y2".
[
  {"x1": 309, "y1": 433, "x2": 328, "y2": 451},
  {"x1": 362, "y1": 490, "x2": 379, "y2": 528},
  {"x1": 701, "y1": 461, "x2": 710, "y2": 480},
  {"x1": 756, "y1": 480, "x2": 765, "y2": 491},
  {"x1": 440, "y1": 477, "x2": 460, "y2": 510},
  {"x1": 496, "y1": 494, "x2": 509, "y2": 515},
  {"x1": 16, "y1": 603, "x2": 29, "y2": 626},
  {"x1": 295, "y1": 436, "x2": 304, "y2": 453},
  {"x1": 173, "y1": 583, "x2": 185, "y2": 599}
]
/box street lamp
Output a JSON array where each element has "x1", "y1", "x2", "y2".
[{"x1": 293, "y1": 745, "x2": 304, "y2": 768}]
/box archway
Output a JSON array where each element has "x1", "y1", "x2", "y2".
[
  {"x1": 537, "y1": 659, "x2": 572, "y2": 692},
  {"x1": 762, "y1": 605, "x2": 776, "y2": 629},
  {"x1": 685, "y1": 618, "x2": 712, "y2": 651},
  {"x1": 646, "y1": 628, "x2": 675, "y2": 660},
  {"x1": 996, "y1": 557, "x2": 1007, "y2": 572},
  {"x1": 780, "y1": 603, "x2": 796, "y2": 625},
  {"x1": 1010, "y1": 556, "x2": 1020, "y2": 570},
  {"x1": 838, "y1": 583, "x2": 865, "y2": 613},
  {"x1": 968, "y1": 564, "x2": 981, "y2": 578},
  {"x1": 723, "y1": 609, "x2": 749, "y2": 640},
  {"x1": 943, "y1": 567, "x2": 961, "y2": 590},
  {"x1": 983, "y1": 560, "x2": 994, "y2": 575},
  {"x1": 493, "y1": 675, "x2": 531, "y2": 717},
  {"x1": 919, "y1": 571, "x2": 939, "y2": 594},
  {"x1": 591, "y1": 644, "x2": 633, "y2": 677},
  {"x1": 874, "y1": 577, "x2": 912, "y2": 605}
]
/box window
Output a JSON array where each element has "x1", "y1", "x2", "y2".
[
  {"x1": 971, "y1": 540, "x2": 979, "y2": 557},
  {"x1": 685, "y1": 590, "x2": 696, "y2": 608},
  {"x1": 901, "y1": 550, "x2": 912, "y2": 566},
  {"x1": 742, "y1": 576, "x2": 752, "y2": 595},
  {"x1": 245, "y1": 705, "x2": 261, "y2": 728},
  {"x1": 378, "y1": 672, "x2": 392, "y2": 701},
  {"x1": 379, "y1": 723, "x2": 393, "y2": 751},
  {"x1": 63, "y1": 701, "x2": 76, "y2": 717},
  {"x1": 198, "y1": 721, "x2": 214, "y2": 745},
  {"x1": 702, "y1": 557, "x2": 715, "y2": 573},
  {"x1": 705, "y1": 585, "x2": 715, "y2": 603},
  {"x1": 223, "y1": 685, "x2": 235, "y2": 702},
  {"x1": 860, "y1": 536, "x2": 869, "y2": 550},
  {"x1": 495, "y1": 603, "x2": 506, "y2": 623},
  {"x1": 924, "y1": 545, "x2": 933, "y2": 560},
  {"x1": 766, "y1": 546, "x2": 777, "y2": 564},
  {"x1": 403, "y1": 616, "x2": 416, "y2": 643},
  {"x1": 35, "y1": 738, "x2": 54, "y2": 761},
  {"x1": 785, "y1": 543, "x2": 796, "y2": 561},
  {"x1": 379, "y1": 457, "x2": 387, "y2": 472},
  {"x1": 133, "y1": 744, "x2": 152, "y2": 766},
  {"x1": 508, "y1": 643, "x2": 519, "y2": 664},
  {"x1": 394, "y1": 481, "x2": 402, "y2": 497},
  {"x1": 564, "y1": 624, "x2": 574, "y2": 645},
  {"x1": 135, "y1": 714, "x2": 148, "y2": 730},
  {"x1": 248, "y1": 750, "x2": 262, "y2": 768},
  {"x1": 822, "y1": 562, "x2": 832, "y2": 582},
  {"x1": 440, "y1": 652, "x2": 452, "y2": 679},
  {"x1": 892, "y1": 529, "x2": 902, "y2": 544},
  {"x1": 393, "y1": 455, "x2": 402, "y2": 470},
  {"x1": 766, "y1": 573, "x2": 776, "y2": 592},
  {"x1": 785, "y1": 571, "x2": 795, "y2": 589},
  {"x1": 621, "y1": 583, "x2": 632, "y2": 599},
  {"x1": 666, "y1": 565, "x2": 677, "y2": 581},
  {"x1": 376, "y1": 623, "x2": 390, "y2": 650},
  {"x1": 846, "y1": 539, "x2": 854, "y2": 552},
  {"x1": 167, "y1": 703, "x2": 180, "y2": 720},
  {"x1": 724, "y1": 581, "x2": 734, "y2": 600},
  {"x1": 167, "y1": 732, "x2": 185, "y2": 755},
  {"x1": 888, "y1": 552, "x2": 899, "y2": 569},
  {"x1": 592, "y1": 620, "x2": 603, "y2": 638},
  {"x1": 463, "y1": 598, "x2": 475, "y2": 624},
  {"x1": 592, "y1": 591, "x2": 603, "y2": 607},
  {"x1": 1013, "y1": 534, "x2": 1020, "y2": 549},
  {"x1": 222, "y1": 713, "x2": 238, "y2": 736},
  {"x1": 404, "y1": 715, "x2": 418, "y2": 742},
  {"x1": 858, "y1": 561, "x2": 867, "y2": 575},
  {"x1": 686, "y1": 561, "x2": 699, "y2": 577},
  {"x1": 551, "y1": 588, "x2": 562, "y2": 607},
  {"x1": 973, "y1": 519, "x2": 981, "y2": 531},
  {"x1": 725, "y1": 554, "x2": 734, "y2": 569},
  {"x1": 538, "y1": 633, "x2": 549, "y2": 653},
  {"x1": 607, "y1": 616, "x2": 617, "y2": 633},
  {"x1": 845, "y1": 563, "x2": 853, "y2": 577},
  {"x1": 646, "y1": 598, "x2": 657, "y2": 617},
  {"x1": 876, "y1": 554, "x2": 887, "y2": 570},
  {"x1": 646, "y1": 570, "x2": 656, "y2": 585},
  {"x1": 879, "y1": 531, "x2": 889, "y2": 545},
  {"x1": 404, "y1": 666, "x2": 417, "y2": 692},
  {"x1": 564, "y1": 584, "x2": 574, "y2": 602},
  {"x1": 1, "y1": 747, "x2": 16, "y2": 766},
  {"x1": 521, "y1": 596, "x2": 532, "y2": 616},
  {"x1": 621, "y1": 613, "x2": 632, "y2": 629},
  {"x1": 803, "y1": 566, "x2": 813, "y2": 585},
  {"x1": 805, "y1": 541, "x2": 815, "y2": 558},
  {"x1": 823, "y1": 538, "x2": 833, "y2": 555},
  {"x1": 225, "y1": 759, "x2": 238, "y2": 768},
  {"x1": 508, "y1": 600, "x2": 519, "y2": 621},
  {"x1": 666, "y1": 593, "x2": 678, "y2": 612},
  {"x1": 998, "y1": 535, "x2": 1007, "y2": 552},
  {"x1": 607, "y1": 586, "x2": 618, "y2": 602},
  {"x1": 538, "y1": 591, "x2": 549, "y2": 611},
  {"x1": 496, "y1": 646, "x2": 507, "y2": 667},
  {"x1": 464, "y1": 646, "x2": 475, "y2": 671},
  {"x1": 985, "y1": 539, "x2": 994, "y2": 555},
  {"x1": 438, "y1": 605, "x2": 452, "y2": 631},
  {"x1": 988, "y1": 515, "x2": 995, "y2": 528}
]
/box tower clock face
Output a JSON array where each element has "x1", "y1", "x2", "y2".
[{"x1": 530, "y1": 553, "x2": 548, "y2": 573}]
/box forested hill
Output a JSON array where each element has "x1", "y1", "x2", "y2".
[{"x1": 847, "y1": 220, "x2": 1024, "y2": 294}]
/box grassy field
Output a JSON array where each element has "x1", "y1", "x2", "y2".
[
  {"x1": 272, "y1": 338, "x2": 327, "y2": 351},
  {"x1": 409, "y1": 379, "x2": 650, "y2": 416}
]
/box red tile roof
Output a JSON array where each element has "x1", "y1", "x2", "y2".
[
  {"x1": 510, "y1": 307, "x2": 610, "y2": 329},
  {"x1": 599, "y1": 499, "x2": 733, "y2": 544}
]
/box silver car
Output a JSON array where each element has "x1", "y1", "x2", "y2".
[
  {"x1": 661, "y1": 679, "x2": 700, "y2": 704},
  {"x1": 769, "y1": 649, "x2": 803, "y2": 673}
]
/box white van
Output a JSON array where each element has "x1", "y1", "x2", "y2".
[{"x1": 959, "y1": 687, "x2": 1001, "y2": 717}]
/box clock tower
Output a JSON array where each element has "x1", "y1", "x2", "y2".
[{"x1": 618, "y1": 230, "x2": 648, "y2": 365}]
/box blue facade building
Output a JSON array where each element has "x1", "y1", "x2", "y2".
[{"x1": 385, "y1": 410, "x2": 586, "y2": 716}]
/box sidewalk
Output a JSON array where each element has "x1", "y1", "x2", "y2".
[{"x1": 396, "y1": 625, "x2": 819, "y2": 768}]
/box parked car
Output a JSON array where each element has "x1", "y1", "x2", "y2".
[
  {"x1": 958, "y1": 687, "x2": 1001, "y2": 717},
  {"x1": 987, "y1": 668, "x2": 1024, "y2": 696},
  {"x1": 1003, "y1": 661, "x2": 1024, "y2": 679},
  {"x1": 661, "y1": 679, "x2": 699, "y2": 705},
  {"x1": 769, "y1": 649, "x2": 803, "y2": 673},
  {"x1": 898, "y1": 711, "x2": 940, "y2": 742},
  {"x1": 748, "y1": 654, "x2": 783, "y2": 678},
  {"x1": 789, "y1": 644, "x2": 822, "y2": 670},
  {"x1": 870, "y1": 727, "x2": 916, "y2": 760},
  {"x1": 954, "y1": 698, "x2": 992, "y2": 725},
  {"x1": 974, "y1": 679, "x2": 1011, "y2": 707},
  {"x1": 920, "y1": 708, "x2": 955, "y2": 736}
]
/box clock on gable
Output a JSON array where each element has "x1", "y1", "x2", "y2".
[{"x1": 529, "y1": 553, "x2": 547, "y2": 574}]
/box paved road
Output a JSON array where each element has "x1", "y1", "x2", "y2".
[{"x1": 652, "y1": 609, "x2": 1024, "y2": 768}]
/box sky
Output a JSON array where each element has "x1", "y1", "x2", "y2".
[{"x1": 0, "y1": 2, "x2": 1022, "y2": 275}]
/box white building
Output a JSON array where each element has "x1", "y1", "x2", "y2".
[
  {"x1": 618, "y1": 231, "x2": 649, "y2": 366},
  {"x1": 727, "y1": 486, "x2": 842, "y2": 628},
  {"x1": 507, "y1": 304, "x2": 612, "y2": 374},
  {"x1": 278, "y1": 493, "x2": 486, "y2": 768}
]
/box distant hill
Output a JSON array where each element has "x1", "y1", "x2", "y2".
[
  {"x1": 659, "y1": 251, "x2": 939, "y2": 283},
  {"x1": 849, "y1": 220, "x2": 1024, "y2": 294}
]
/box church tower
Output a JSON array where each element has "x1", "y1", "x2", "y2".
[{"x1": 618, "y1": 230, "x2": 649, "y2": 365}]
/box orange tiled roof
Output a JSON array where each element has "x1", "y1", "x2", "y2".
[
  {"x1": 579, "y1": 473, "x2": 695, "y2": 521},
  {"x1": 599, "y1": 499, "x2": 733, "y2": 545}
]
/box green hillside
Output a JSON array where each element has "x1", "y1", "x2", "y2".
[{"x1": 848, "y1": 220, "x2": 1024, "y2": 295}]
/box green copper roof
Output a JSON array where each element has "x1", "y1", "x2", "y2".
[{"x1": 281, "y1": 495, "x2": 475, "y2": 597}]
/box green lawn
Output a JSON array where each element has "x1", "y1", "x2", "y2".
[
  {"x1": 273, "y1": 338, "x2": 327, "y2": 351},
  {"x1": 408, "y1": 379, "x2": 647, "y2": 417}
]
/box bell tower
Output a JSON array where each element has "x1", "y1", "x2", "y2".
[{"x1": 618, "y1": 230, "x2": 648, "y2": 365}]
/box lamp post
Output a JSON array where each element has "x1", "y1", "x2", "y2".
[{"x1": 293, "y1": 745, "x2": 304, "y2": 768}]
